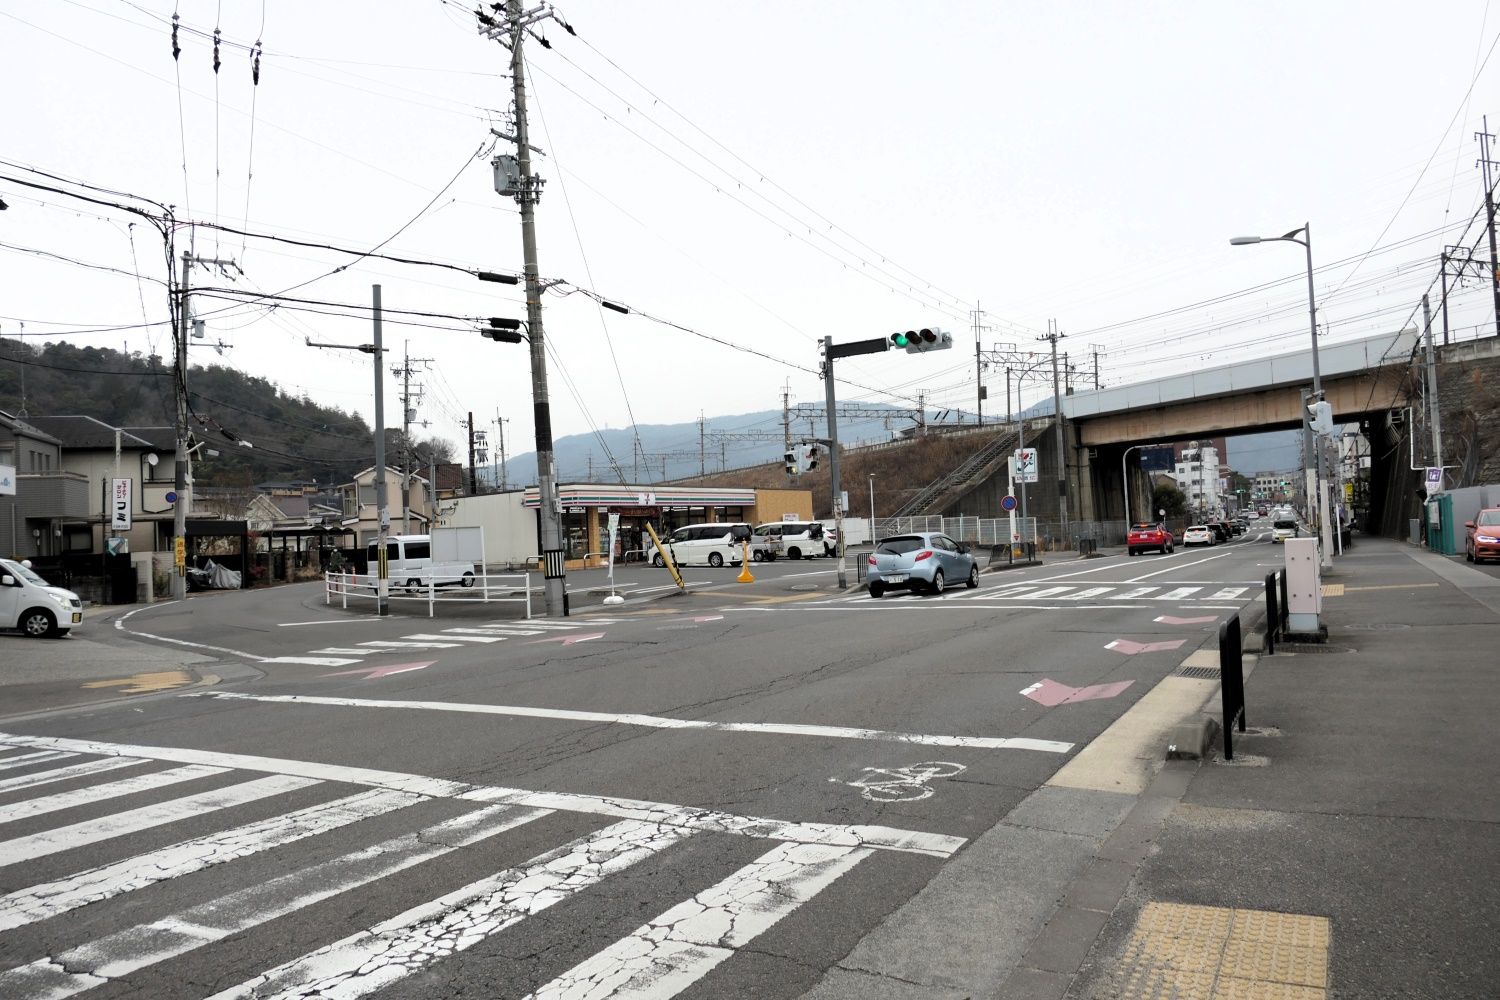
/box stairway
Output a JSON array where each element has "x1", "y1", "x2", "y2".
[{"x1": 889, "y1": 430, "x2": 1020, "y2": 518}]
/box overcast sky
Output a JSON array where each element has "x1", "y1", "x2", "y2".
[{"x1": 3, "y1": 1, "x2": 1498, "y2": 472}]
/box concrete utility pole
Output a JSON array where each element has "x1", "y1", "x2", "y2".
[
  {"x1": 480, "y1": 0, "x2": 567, "y2": 616},
  {"x1": 822, "y1": 336, "x2": 847, "y2": 589},
  {"x1": 393, "y1": 344, "x2": 431, "y2": 534},
  {"x1": 467, "y1": 411, "x2": 479, "y2": 495},
  {"x1": 1478, "y1": 117, "x2": 1500, "y2": 339},
  {"x1": 172, "y1": 250, "x2": 190, "y2": 600},
  {"x1": 782, "y1": 382, "x2": 793, "y2": 485},
  {"x1": 495, "y1": 411, "x2": 508, "y2": 491},
  {"x1": 1042, "y1": 320, "x2": 1069, "y2": 530},
  {"x1": 1422, "y1": 293, "x2": 1443, "y2": 479}
]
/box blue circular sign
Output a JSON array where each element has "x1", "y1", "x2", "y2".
[
  {"x1": 165, "y1": 491, "x2": 178, "y2": 504},
  {"x1": 1001, "y1": 495, "x2": 1018, "y2": 512}
]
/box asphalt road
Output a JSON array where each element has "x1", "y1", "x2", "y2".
[{"x1": 0, "y1": 529, "x2": 1280, "y2": 999}]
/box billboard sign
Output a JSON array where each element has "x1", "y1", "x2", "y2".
[{"x1": 111, "y1": 478, "x2": 133, "y2": 530}]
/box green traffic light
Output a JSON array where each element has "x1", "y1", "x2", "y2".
[{"x1": 891, "y1": 332, "x2": 908, "y2": 347}]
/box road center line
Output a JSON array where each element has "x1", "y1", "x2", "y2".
[{"x1": 1124, "y1": 552, "x2": 1231, "y2": 583}]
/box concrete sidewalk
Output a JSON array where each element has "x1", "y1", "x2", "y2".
[{"x1": 1059, "y1": 537, "x2": 1500, "y2": 999}]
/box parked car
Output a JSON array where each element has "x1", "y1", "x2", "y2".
[
  {"x1": 867, "y1": 532, "x2": 978, "y2": 598},
  {"x1": 649, "y1": 523, "x2": 763, "y2": 567},
  {"x1": 1182, "y1": 525, "x2": 1215, "y2": 546},
  {"x1": 1271, "y1": 518, "x2": 1299, "y2": 544},
  {"x1": 1126, "y1": 522, "x2": 1175, "y2": 556},
  {"x1": 752, "y1": 521, "x2": 826, "y2": 560},
  {"x1": 1465, "y1": 508, "x2": 1500, "y2": 563},
  {"x1": 1205, "y1": 521, "x2": 1232, "y2": 543},
  {"x1": 0, "y1": 557, "x2": 83, "y2": 638}
]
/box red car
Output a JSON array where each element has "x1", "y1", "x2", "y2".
[
  {"x1": 1127, "y1": 522, "x2": 1175, "y2": 556},
  {"x1": 1466, "y1": 508, "x2": 1500, "y2": 564}
]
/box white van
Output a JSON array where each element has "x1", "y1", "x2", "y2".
[
  {"x1": 648, "y1": 523, "x2": 766, "y2": 567},
  {"x1": 0, "y1": 558, "x2": 83, "y2": 638},
  {"x1": 752, "y1": 521, "x2": 829, "y2": 560},
  {"x1": 365, "y1": 535, "x2": 476, "y2": 589}
]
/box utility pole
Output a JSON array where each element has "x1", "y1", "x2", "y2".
[
  {"x1": 782, "y1": 382, "x2": 793, "y2": 484},
  {"x1": 494, "y1": 411, "x2": 508, "y2": 491},
  {"x1": 1422, "y1": 293, "x2": 1443, "y2": 480},
  {"x1": 698, "y1": 412, "x2": 706, "y2": 477},
  {"x1": 393, "y1": 344, "x2": 431, "y2": 533},
  {"x1": 1041, "y1": 320, "x2": 1068, "y2": 530},
  {"x1": 1092, "y1": 346, "x2": 1101, "y2": 390},
  {"x1": 480, "y1": 0, "x2": 566, "y2": 617},
  {"x1": 1478, "y1": 116, "x2": 1500, "y2": 339},
  {"x1": 466, "y1": 411, "x2": 479, "y2": 495},
  {"x1": 972, "y1": 305, "x2": 984, "y2": 426},
  {"x1": 823, "y1": 336, "x2": 847, "y2": 589}
]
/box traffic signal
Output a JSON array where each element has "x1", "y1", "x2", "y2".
[
  {"x1": 482, "y1": 317, "x2": 524, "y2": 343},
  {"x1": 1307, "y1": 399, "x2": 1333, "y2": 435},
  {"x1": 784, "y1": 450, "x2": 798, "y2": 475},
  {"x1": 891, "y1": 327, "x2": 952, "y2": 354}
]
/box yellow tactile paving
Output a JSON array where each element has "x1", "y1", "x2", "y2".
[
  {"x1": 1319, "y1": 583, "x2": 1344, "y2": 597},
  {"x1": 1107, "y1": 903, "x2": 1330, "y2": 1000}
]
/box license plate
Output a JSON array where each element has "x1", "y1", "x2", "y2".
[
  {"x1": 71, "y1": 613, "x2": 82, "y2": 624},
  {"x1": 884, "y1": 574, "x2": 907, "y2": 583}
]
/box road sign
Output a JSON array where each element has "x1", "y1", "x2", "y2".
[
  {"x1": 173, "y1": 536, "x2": 186, "y2": 568},
  {"x1": 111, "y1": 478, "x2": 133, "y2": 531},
  {"x1": 1425, "y1": 467, "x2": 1442, "y2": 492},
  {"x1": 1013, "y1": 449, "x2": 1038, "y2": 483},
  {"x1": 1000, "y1": 495, "x2": 1018, "y2": 512}
]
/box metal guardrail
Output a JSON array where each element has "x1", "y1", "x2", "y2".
[
  {"x1": 986, "y1": 542, "x2": 1039, "y2": 568},
  {"x1": 1263, "y1": 571, "x2": 1283, "y2": 655},
  {"x1": 324, "y1": 571, "x2": 531, "y2": 619},
  {"x1": 1219, "y1": 613, "x2": 1246, "y2": 760}
]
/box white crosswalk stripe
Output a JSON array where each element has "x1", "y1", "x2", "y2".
[
  {"x1": 827, "y1": 581, "x2": 1261, "y2": 607},
  {"x1": 0, "y1": 734, "x2": 963, "y2": 999},
  {"x1": 0, "y1": 749, "x2": 77, "y2": 770}
]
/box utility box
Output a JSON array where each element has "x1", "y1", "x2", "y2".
[
  {"x1": 1285, "y1": 536, "x2": 1322, "y2": 634},
  {"x1": 1425, "y1": 495, "x2": 1456, "y2": 555}
]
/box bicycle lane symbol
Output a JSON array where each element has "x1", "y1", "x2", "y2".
[{"x1": 831, "y1": 761, "x2": 967, "y2": 802}]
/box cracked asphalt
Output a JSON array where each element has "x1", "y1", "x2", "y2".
[{"x1": 0, "y1": 538, "x2": 1276, "y2": 998}]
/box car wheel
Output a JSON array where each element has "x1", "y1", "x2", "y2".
[
  {"x1": 20, "y1": 608, "x2": 57, "y2": 638},
  {"x1": 1164, "y1": 544, "x2": 1173, "y2": 554},
  {"x1": 788, "y1": 547, "x2": 802, "y2": 560},
  {"x1": 930, "y1": 569, "x2": 945, "y2": 595},
  {"x1": 765, "y1": 552, "x2": 777, "y2": 562},
  {"x1": 405, "y1": 578, "x2": 421, "y2": 591},
  {"x1": 708, "y1": 552, "x2": 724, "y2": 568},
  {"x1": 868, "y1": 583, "x2": 885, "y2": 599},
  {"x1": 1466, "y1": 546, "x2": 1474, "y2": 563},
  {"x1": 460, "y1": 572, "x2": 475, "y2": 588},
  {"x1": 652, "y1": 554, "x2": 664, "y2": 567},
  {"x1": 752, "y1": 550, "x2": 763, "y2": 563},
  {"x1": 966, "y1": 565, "x2": 979, "y2": 588},
  {"x1": 1128, "y1": 548, "x2": 1138, "y2": 557}
]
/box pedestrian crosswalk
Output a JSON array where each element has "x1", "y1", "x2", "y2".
[
  {"x1": 0, "y1": 733, "x2": 962, "y2": 998},
  {"x1": 265, "y1": 618, "x2": 621, "y2": 667},
  {"x1": 824, "y1": 582, "x2": 1257, "y2": 605}
]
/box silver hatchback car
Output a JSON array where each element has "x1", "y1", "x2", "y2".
[{"x1": 867, "y1": 532, "x2": 979, "y2": 598}]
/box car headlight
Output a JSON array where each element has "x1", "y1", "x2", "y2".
[
  {"x1": 51, "y1": 593, "x2": 71, "y2": 608},
  {"x1": 1479, "y1": 534, "x2": 1499, "y2": 543}
]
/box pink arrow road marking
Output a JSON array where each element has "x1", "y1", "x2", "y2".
[
  {"x1": 528, "y1": 632, "x2": 607, "y2": 646},
  {"x1": 322, "y1": 661, "x2": 434, "y2": 680},
  {"x1": 1104, "y1": 638, "x2": 1187, "y2": 655},
  {"x1": 1155, "y1": 615, "x2": 1219, "y2": 625},
  {"x1": 693, "y1": 615, "x2": 724, "y2": 623},
  {"x1": 1020, "y1": 678, "x2": 1135, "y2": 707}
]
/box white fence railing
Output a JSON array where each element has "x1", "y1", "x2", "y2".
[
  {"x1": 874, "y1": 516, "x2": 1039, "y2": 547},
  {"x1": 324, "y1": 571, "x2": 531, "y2": 618}
]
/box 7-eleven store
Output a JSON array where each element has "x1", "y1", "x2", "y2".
[{"x1": 522, "y1": 484, "x2": 815, "y2": 568}]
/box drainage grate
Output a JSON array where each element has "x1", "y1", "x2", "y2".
[
  {"x1": 1278, "y1": 643, "x2": 1354, "y2": 654},
  {"x1": 1341, "y1": 622, "x2": 1409, "y2": 631},
  {"x1": 1177, "y1": 665, "x2": 1221, "y2": 679}
]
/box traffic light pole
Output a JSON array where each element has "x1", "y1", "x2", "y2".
[{"x1": 822, "y1": 336, "x2": 848, "y2": 589}]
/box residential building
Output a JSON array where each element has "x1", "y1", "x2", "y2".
[
  {"x1": 1173, "y1": 444, "x2": 1222, "y2": 518},
  {"x1": 340, "y1": 466, "x2": 433, "y2": 544},
  {"x1": 0, "y1": 409, "x2": 89, "y2": 559}
]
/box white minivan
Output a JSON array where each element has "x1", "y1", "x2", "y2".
[
  {"x1": 365, "y1": 535, "x2": 477, "y2": 589},
  {"x1": 752, "y1": 521, "x2": 829, "y2": 560},
  {"x1": 649, "y1": 523, "x2": 766, "y2": 567},
  {"x1": 0, "y1": 558, "x2": 84, "y2": 638}
]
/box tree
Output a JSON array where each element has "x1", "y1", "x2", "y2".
[{"x1": 1151, "y1": 482, "x2": 1188, "y2": 523}]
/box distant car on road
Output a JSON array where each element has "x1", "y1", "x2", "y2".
[
  {"x1": 1465, "y1": 508, "x2": 1500, "y2": 563},
  {"x1": 1205, "y1": 521, "x2": 1233, "y2": 543},
  {"x1": 1182, "y1": 525, "x2": 1215, "y2": 546},
  {"x1": 1126, "y1": 522, "x2": 1174, "y2": 556},
  {"x1": 867, "y1": 532, "x2": 978, "y2": 598},
  {"x1": 1271, "y1": 518, "x2": 1299, "y2": 544}
]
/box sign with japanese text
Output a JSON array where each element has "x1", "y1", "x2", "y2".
[{"x1": 111, "y1": 478, "x2": 133, "y2": 531}]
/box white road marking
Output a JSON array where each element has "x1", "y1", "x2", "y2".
[
  {"x1": 275, "y1": 620, "x2": 355, "y2": 627},
  {"x1": 357, "y1": 640, "x2": 462, "y2": 650},
  {"x1": 0, "y1": 750, "x2": 77, "y2": 770},
  {"x1": 0, "y1": 774, "x2": 318, "y2": 866},
  {"x1": 0, "y1": 756, "x2": 146, "y2": 794},
  {"x1": 0, "y1": 803, "x2": 548, "y2": 999},
  {"x1": 524, "y1": 841, "x2": 871, "y2": 1000},
  {"x1": 1111, "y1": 587, "x2": 1159, "y2": 600},
  {"x1": 261, "y1": 656, "x2": 362, "y2": 666},
  {"x1": 1123, "y1": 552, "x2": 1230, "y2": 582},
  {"x1": 0, "y1": 764, "x2": 227, "y2": 824},
  {"x1": 1206, "y1": 587, "x2": 1248, "y2": 600},
  {"x1": 204, "y1": 819, "x2": 692, "y2": 1000},
  {"x1": 193, "y1": 691, "x2": 1074, "y2": 755},
  {"x1": 444, "y1": 626, "x2": 544, "y2": 636},
  {"x1": 1060, "y1": 586, "x2": 1115, "y2": 601},
  {"x1": 0, "y1": 789, "x2": 423, "y2": 932},
  {"x1": 0, "y1": 731, "x2": 968, "y2": 857},
  {"x1": 1156, "y1": 587, "x2": 1202, "y2": 601},
  {"x1": 1023, "y1": 586, "x2": 1076, "y2": 599},
  {"x1": 406, "y1": 632, "x2": 504, "y2": 644},
  {"x1": 308, "y1": 648, "x2": 375, "y2": 656}
]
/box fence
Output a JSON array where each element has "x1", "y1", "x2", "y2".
[
  {"x1": 324, "y1": 570, "x2": 531, "y2": 618},
  {"x1": 1263, "y1": 570, "x2": 1288, "y2": 655},
  {"x1": 1219, "y1": 613, "x2": 1247, "y2": 760},
  {"x1": 874, "y1": 516, "x2": 1128, "y2": 551}
]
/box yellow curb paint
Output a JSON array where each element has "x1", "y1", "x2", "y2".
[
  {"x1": 1107, "y1": 902, "x2": 1330, "y2": 999},
  {"x1": 82, "y1": 670, "x2": 195, "y2": 695}
]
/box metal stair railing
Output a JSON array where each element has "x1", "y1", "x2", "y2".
[{"x1": 889, "y1": 430, "x2": 1018, "y2": 518}]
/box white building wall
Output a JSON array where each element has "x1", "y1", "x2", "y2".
[{"x1": 444, "y1": 491, "x2": 536, "y2": 567}]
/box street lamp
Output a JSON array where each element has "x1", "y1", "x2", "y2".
[{"x1": 1230, "y1": 223, "x2": 1333, "y2": 568}]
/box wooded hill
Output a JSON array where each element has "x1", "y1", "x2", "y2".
[{"x1": 0, "y1": 339, "x2": 451, "y2": 486}]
